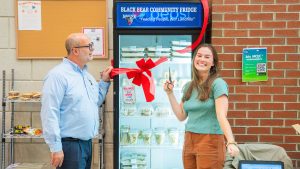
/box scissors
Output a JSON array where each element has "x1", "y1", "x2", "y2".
[{"x1": 167, "y1": 67, "x2": 174, "y2": 90}]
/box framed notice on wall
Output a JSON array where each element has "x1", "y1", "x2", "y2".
[
  {"x1": 242, "y1": 48, "x2": 268, "y2": 82},
  {"x1": 83, "y1": 27, "x2": 105, "y2": 58},
  {"x1": 18, "y1": 1, "x2": 41, "y2": 30}
]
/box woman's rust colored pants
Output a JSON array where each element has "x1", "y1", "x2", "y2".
[{"x1": 183, "y1": 131, "x2": 226, "y2": 169}]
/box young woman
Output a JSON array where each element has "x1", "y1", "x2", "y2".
[{"x1": 164, "y1": 44, "x2": 239, "y2": 169}]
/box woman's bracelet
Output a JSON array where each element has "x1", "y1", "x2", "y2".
[{"x1": 226, "y1": 141, "x2": 238, "y2": 147}]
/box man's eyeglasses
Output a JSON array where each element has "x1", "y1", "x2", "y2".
[{"x1": 74, "y1": 42, "x2": 94, "y2": 51}]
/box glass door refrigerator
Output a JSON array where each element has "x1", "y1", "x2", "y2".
[{"x1": 113, "y1": 1, "x2": 209, "y2": 169}]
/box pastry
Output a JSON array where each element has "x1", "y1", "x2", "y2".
[
  {"x1": 8, "y1": 91, "x2": 20, "y2": 96},
  {"x1": 32, "y1": 92, "x2": 42, "y2": 99},
  {"x1": 21, "y1": 92, "x2": 34, "y2": 98}
]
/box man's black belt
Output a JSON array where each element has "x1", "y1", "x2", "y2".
[{"x1": 62, "y1": 137, "x2": 80, "y2": 142}]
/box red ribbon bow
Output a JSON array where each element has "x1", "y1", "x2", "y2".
[{"x1": 110, "y1": 57, "x2": 168, "y2": 102}]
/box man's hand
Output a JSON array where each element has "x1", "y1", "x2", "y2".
[
  {"x1": 51, "y1": 151, "x2": 64, "y2": 168},
  {"x1": 101, "y1": 66, "x2": 113, "y2": 82}
]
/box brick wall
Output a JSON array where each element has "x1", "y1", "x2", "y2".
[{"x1": 210, "y1": 0, "x2": 300, "y2": 167}]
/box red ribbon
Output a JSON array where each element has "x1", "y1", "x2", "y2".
[
  {"x1": 109, "y1": 0, "x2": 209, "y2": 102},
  {"x1": 176, "y1": 0, "x2": 209, "y2": 54},
  {"x1": 110, "y1": 57, "x2": 168, "y2": 102}
]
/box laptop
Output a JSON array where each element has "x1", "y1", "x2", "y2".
[{"x1": 239, "y1": 160, "x2": 284, "y2": 169}]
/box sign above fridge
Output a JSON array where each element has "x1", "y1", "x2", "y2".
[{"x1": 116, "y1": 2, "x2": 203, "y2": 29}]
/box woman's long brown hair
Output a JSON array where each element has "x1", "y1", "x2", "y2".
[{"x1": 182, "y1": 44, "x2": 220, "y2": 102}]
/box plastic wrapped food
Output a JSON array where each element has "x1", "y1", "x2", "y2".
[
  {"x1": 139, "y1": 103, "x2": 153, "y2": 116},
  {"x1": 13, "y1": 125, "x2": 42, "y2": 136},
  {"x1": 154, "y1": 105, "x2": 170, "y2": 117},
  {"x1": 34, "y1": 129, "x2": 43, "y2": 136},
  {"x1": 120, "y1": 152, "x2": 132, "y2": 165},
  {"x1": 172, "y1": 51, "x2": 192, "y2": 57},
  {"x1": 138, "y1": 130, "x2": 144, "y2": 140},
  {"x1": 142, "y1": 129, "x2": 152, "y2": 145},
  {"x1": 121, "y1": 152, "x2": 147, "y2": 166},
  {"x1": 146, "y1": 47, "x2": 171, "y2": 52},
  {"x1": 154, "y1": 128, "x2": 165, "y2": 145},
  {"x1": 129, "y1": 129, "x2": 139, "y2": 145},
  {"x1": 120, "y1": 125, "x2": 130, "y2": 145},
  {"x1": 122, "y1": 104, "x2": 137, "y2": 116},
  {"x1": 147, "y1": 52, "x2": 171, "y2": 57},
  {"x1": 171, "y1": 40, "x2": 191, "y2": 46},
  {"x1": 168, "y1": 128, "x2": 179, "y2": 145},
  {"x1": 13, "y1": 129, "x2": 24, "y2": 134},
  {"x1": 7, "y1": 91, "x2": 20, "y2": 100},
  {"x1": 121, "y1": 52, "x2": 145, "y2": 57},
  {"x1": 121, "y1": 47, "x2": 145, "y2": 52}
]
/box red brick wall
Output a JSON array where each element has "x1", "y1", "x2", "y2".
[{"x1": 210, "y1": 0, "x2": 300, "y2": 167}]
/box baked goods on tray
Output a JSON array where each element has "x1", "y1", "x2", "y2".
[
  {"x1": 13, "y1": 125, "x2": 43, "y2": 136},
  {"x1": 7, "y1": 91, "x2": 42, "y2": 101}
]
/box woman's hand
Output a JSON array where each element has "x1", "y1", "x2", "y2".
[
  {"x1": 163, "y1": 80, "x2": 174, "y2": 94},
  {"x1": 227, "y1": 144, "x2": 240, "y2": 157}
]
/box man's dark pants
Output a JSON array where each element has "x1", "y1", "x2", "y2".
[{"x1": 57, "y1": 138, "x2": 92, "y2": 169}]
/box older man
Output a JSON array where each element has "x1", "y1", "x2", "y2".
[{"x1": 41, "y1": 33, "x2": 112, "y2": 169}]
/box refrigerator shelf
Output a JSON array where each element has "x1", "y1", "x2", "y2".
[
  {"x1": 120, "y1": 145, "x2": 183, "y2": 150},
  {"x1": 3, "y1": 129, "x2": 102, "y2": 140},
  {"x1": 119, "y1": 59, "x2": 191, "y2": 65},
  {"x1": 4, "y1": 97, "x2": 41, "y2": 103}
]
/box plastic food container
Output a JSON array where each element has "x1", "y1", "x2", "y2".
[
  {"x1": 122, "y1": 104, "x2": 136, "y2": 116},
  {"x1": 168, "y1": 128, "x2": 179, "y2": 145},
  {"x1": 155, "y1": 105, "x2": 170, "y2": 117},
  {"x1": 139, "y1": 103, "x2": 153, "y2": 116},
  {"x1": 142, "y1": 129, "x2": 152, "y2": 145},
  {"x1": 120, "y1": 125, "x2": 130, "y2": 145},
  {"x1": 154, "y1": 128, "x2": 165, "y2": 145},
  {"x1": 128, "y1": 129, "x2": 139, "y2": 145}
]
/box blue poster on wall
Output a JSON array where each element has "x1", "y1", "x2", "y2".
[{"x1": 116, "y1": 2, "x2": 203, "y2": 29}]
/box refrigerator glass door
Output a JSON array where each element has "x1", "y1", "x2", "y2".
[{"x1": 119, "y1": 35, "x2": 192, "y2": 169}]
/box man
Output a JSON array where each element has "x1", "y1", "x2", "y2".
[{"x1": 41, "y1": 33, "x2": 112, "y2": 169}]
